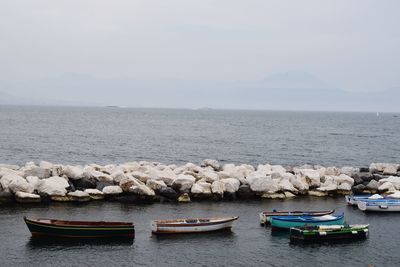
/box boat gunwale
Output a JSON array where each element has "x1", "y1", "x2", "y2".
[
  {"x1": 271, "y1": 213, "x2": 344, "y2": 223},
  {"x1": 261, "y1": 210, "x2": 334, "y2": 216},
  {"x1": 152, "y1": 216, "x2": 238, "y2": 227},
  {"x1": 24, "y1": 217, "x2": 134, "y2": 228}
]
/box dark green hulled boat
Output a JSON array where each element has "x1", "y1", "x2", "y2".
[
  {"x1": 290, "y1": 224, "x2": 369, "y2": 243},
  {"x1": 24, "y1": 217, "x2": 135, "y2": 238}
]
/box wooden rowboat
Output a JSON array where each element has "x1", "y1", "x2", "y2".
[
  {"x1": 151, "y1": 216, "x2": 238, "y2": 234},
  {"x1": 270, "y1": 213, "x2": 345, "y2": 231},
  {"x1": 259, "y1": 209, "x2": 335, "y2": 226},
  {"x1": 24, "y1": 217, "x2": 135, "y2": 238},
  {"x1": 290, "y1": 224, "x2": 369, "y2": 243}
]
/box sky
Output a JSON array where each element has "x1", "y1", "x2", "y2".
[{"x1": 0, "y1": 0, "x2": 399, "y2": 111}]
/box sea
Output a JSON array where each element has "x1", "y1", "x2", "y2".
[{"x1": 0, "y1": 106, "x2": 400, "y2": 267}]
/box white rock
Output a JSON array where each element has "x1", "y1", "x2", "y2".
[
  {"x1": 261, "y1": 192, "x2": 286, "y2": 199},
  {"x1": 335, "y1": 174, "x2": 354, "y2": 186},
  {"x1": 324, "y1": 167, "x2": 340, "y2": 176},
  {"x1": 271, "y1": 165, "x2": 286, "y2": 175},
  {"x1": 26, "y1": 176, "x2": 40, "y2": 190},
  {"x1": 68, "y1": 190, "x2": 90, "y2": 198},
  {"x1": 288, "y1": 174, "x2": 309, "y2": 191},
  {"x1": 201, "y1": 159, "x2": 221, "y2": 171},
  {"x1": 296, "y1": 169, "x2": 320, "y2": 187},
  {"x1": 129, "y1": 184, "x2": 155, "y2": 196},
  {"x1": 0, "y1": 164, "x2": 20, "y2": 170},
  {"x1": 284, "y1": 191, "x2": 296, "y2": 198},
  {"x1": 278, "y1": 178, "x2": 298, "y2": 193},
  {"x1": 308, "y1": 190, "x2": 328, "y2": 197},
  {"x1": 217, "y1": 171, "x2": 232, "y2": 180},
  {"x1": 249, "y1": 176, "x2": 279, "y2": 193},
  {"x1": 378, "y1": 182, "x2": 396, "y2": 192},
  {"x1": 84, "y1": 189, "x2": 104, "y2": 195},
  {"x1": 383, "y1": 165, "x2": 398, "y2": 175},
  {"x1": 191, "y1": 182, "x2": 212, "y2": 194},
  {"x1": 155, "y1": 168, "x2": 177, "y2": 186},
  {"x1": 317, "y1": 176, "x2": 337, "y2": 192},
  {"x1": 120, "y1": 175, "x2": 143, "y2": 192},
  {"x1": 337, "y1": 182, "x2": 352, "y2": 191},
  {"x1": 23, "y1": 167, "x2": 51, "y2": 179},
  {"x1": 380, "y1": 176, "x2": 400, "y2": 189},
  {"x1": 221, "y1": 178, "x2": 240, "y2": 193},
  {"x1": 131, "y1": 171, "x2": 150, "y2": 183},
  {"x1": 37, "y1": 176, "x2": 69, "y2": 196},
  {"x1": 102, "y1": 185, "x2": 123, "y2": 195},
  {"x1": 370, "y1": 163, "x2": 399, "y2": 173},
  {"x1": 84, "y1": 169, "x2": 113, "y2": 182},
  {"x1": 0, "y1": 174, "x2": 34, "y2": 193},
  {"x1": 211, "y1": 180, "x2": 225, "y2": 196},
  {"x1": 388, "y1": 191, "x2": 400, "y2": 198},
  {"x1": 63, "y1": 165, "x2": 84, "y2": 180},
  {"x1": 110, "y1": 171, "x2": 127, "y2": 183},
  {"x1": 146, "y1": 179, "x2": 167, "y2": 192},
  {"x1": 200, "y1": 171, "x2": 219, "y2": 183},
  {"x1": 39, "y1": 161, "x2": 54, "y2": 169},
  {"x1": 171, "y1": 174, "x2": 196, "y2": 192}
]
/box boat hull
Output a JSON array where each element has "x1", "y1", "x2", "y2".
[
  {"x1": 357, "y1": 201, "x2": 400, "y2": 212},
  {"x1": 290, "y1": 225, "x2": 369, "y2": 243},
  {"x1": 152, "y1": 217, "x2": 238, "y2": 234},
  {"x1": 259, "y1": 210, "x2": 334, "y2": 225},
  {"x1": 24, "y1": 218, "x2": 135, "y2": 238},
  {"x1": 270, "y1": 214, "x2": 345, "y2": 231}
]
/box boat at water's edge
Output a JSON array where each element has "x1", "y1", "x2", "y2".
[
  {"x1": 259, "y1": 210, "x2": 335, "y2": 225},
  {"x1": 357, "y1": 200, "x2": 400, "y2": 212},
  {"x1": 151, "y1": 216, "x2": 238, "y2": 234},
  {"x1": 24, "y1": 217, "x2": 135, "y2": 238},
  {"x1": 270, "y1": 213, "x2": 345, "y2": 231}
]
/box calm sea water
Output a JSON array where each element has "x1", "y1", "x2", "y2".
[
  {"x1": 1, "y1": 106, "x2": 400, "y2": 266},
  {"x1": 0, "y1": 106, "x2": 399, "y2": 166}
]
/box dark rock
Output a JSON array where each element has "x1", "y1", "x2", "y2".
[
  {"x1": 359, "y1": 167, "x2": 370, "y2": 172},
  {"x1": 71, "y1": 178, "x2": 97, "y2": 190},
  {"x1": 353, "y1": 172, "x2": 373, "y2": 182},
  {"x1": 237, "y1": 185, "x2": 256, "y2": 199},
  {"x1": 67, "y1": 180, "x2": 76, "y2": 192},
  {"x1": 365, "y1": 180, "x2": 380, "y2": 190},
  {"x1": 159, "y1": 187, "x2": 178, "y2": 200},
  {"x1": 372, "y1": 173, "x2": 387, "y2": 181},
  {"x1": 223, "y1": 192, "x2": 237, "y2": 200},
  {"x1": 352, "y1": 184, "x2": 366, "y2": 193},
  {"x1": 116, "y1": 193, "x2": 158, "y2": 203},
  {"x1": 96, "y1": 181, "x2": 114, "y2": 191},
  {"x1": 0, "y1": 191, "x2": 14, "y2": 203},
  {"x1": 352, "y1": 175, "x2": 364, "y2": 185}
]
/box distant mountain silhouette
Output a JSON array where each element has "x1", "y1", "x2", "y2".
[{"x1": 1, "y1": 73, "x2": 399, "y2": 112}]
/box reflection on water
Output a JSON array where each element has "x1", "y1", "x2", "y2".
[
  {"x1": 27, "y1": 236, "x2": 134, "y2": 248},
  {"x1": 151, "y1": 229, "x2": 235, "y2": 242}
]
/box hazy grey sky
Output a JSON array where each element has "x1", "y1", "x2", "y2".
[{"x1": 0, "y1": 0, "x2": 399, "y2": 110}]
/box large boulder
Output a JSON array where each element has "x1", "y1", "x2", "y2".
[
  {"x1": 159, "y1": 187, "x2": 178, "y2": 200},
  {"x1": 171, "y1": 174, "x2": 196, "y2": 193},
  {"x1": 26, "y1": 176, "x2": 40, "y2": 191},
  {"x1": 146, "y1": 179, "x2": 167, "y2": 192},
  {"x1": 370, "y1": 163, "x2": 400, "y2": 174},
  {"x1": 24, "y1": 167, "x2": 51, "y2": 179},
  {"x1": 102, "y1": 185, "x2": 123, "y2": 195},
  {"x1": 0, "y1": 174, "x2": 34, "y2": 194},
  {"x1": 83, "y1": 169, "x2": 113, "y2": 182},
  {"x1": 211, "y1": 180, "x2": 225, "y2": 197},
  {"x1": 63, "y1": 165, "x2": 84, "y2": 180},
  {"x1": 110, "y1": 171, "x2": 127, "y2": 184},
  {"x1": 365, "y1": 180, "x2": 380, "y2": 191},
  {"x1": 288, "y1": 174, "x2": 309, "y2": 192},
  {"x1": 37, "y1": 176, "x2": 69, "y2": 196},
  {"x1": 278, "y1": 177, "x2": 298, "y2": 193},
  {"x1": 201, "y1": 159, "x2": 221, "y2": 171},
  {"x1": 67, "y1": 190, "x2": 91, "y2": 202},
  {"x1": 340, "y1": 167, "x2": 359, "y2": 177},
  {"x1": 295, "y1": 169, "x2": 320, "y2": 187},
  {"x1": 378, "y1": 182, "x2": 396, "y2": 192},
  {"x1": 191, "y1": 182, "x2": 212, "y2": 195},
  {"x1": 129, "y1": 184, "x2": 155, "y2": 196},
  {"x1": 155, "y1": 169, "x2": 177, "y2": 186},
  {"x1": 199, "y1": 171, "x2": 219, "y2": 183},
  {"x1": 84, "y1": 189, "x2": 104, "y2": 200},
  {"x1": 71, "y1": 177, "x2": 97, "y2": 190},
  {"x1": 221, "y1": 178, "x2": 240, "y2": 193},
  {"x1": 15, "y1": 191, "x2": 41, "y2": 203},
  {"x1": 249, "y1": 176, "x2": 279, "y2": 193},
  {"x1": 119, "y1": 176, "x2": 142, "y2": 192},
  {"x1": 379, "y1": 176, "x2": 400, "y2": 190}
]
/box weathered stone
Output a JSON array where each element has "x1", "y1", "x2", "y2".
[
  {"x1": 96, "y1": 181, "x2": 115, "y2": 191},
  {"x1": 221, "y1": 178, "x2": 240, "y2": 193},
  {"x1": 26, "y1": 176, "x2": 40, "y2": 190},
  {"x1": 211, "y1": 180, "x2": 225, "y2": 197},
  {"x1": 67, "y1": 190, "x2": 91, "y2": 202},
  {"x1": 378, "y1": 182, "x2": 395, "y2": 192},
  {"x1": 352, "y1": 184, "x2": 366, "y2": 193},
  {"x1": 24, "y1": 167, "x2": 51, "y2": 179},
  {"x1": 379, "y1": 176, "x2": 400, "y2": 190},
  {"x1": 0, "y1": 164, "x2": 19, "y2": 170},
  {"x1": 84, "y1": 189, "x2": 104, "y2": 200},
  {"x1": 71, "y1": 177, "x2": 97, "y2": 190},
  {"x1": 191, "y1": 182, "x2": 212, "y2": 195},
  {"x1": 249, "y1": 176, "x2": 279, "y2": 193},
  {"x1": 15, "y1": 191, "x2": 41, "y2": 203},
  {"x1": 283, "y1": 191, "x2": 296, "y2": 198},
  {"x1": 365, "y1": 180, "x2": 380, "y2": 191},
  {"x1": 261, "y1": 192, "x2": 286, "y2": 199},
  {"x1": 50, "y1": 195, "x2": 72, "y2": 202},
  {"x1": 201, "y1": 159, "x2": 221, "y2": 171},
  {"x1": 84, "y1": 169, "x2": 113, "y2": 182},
  {"x1": 279, "y1": 178, "x2": 298, "y2": 193},
  {"x1": 308, "y1": 190, "x2": 328, "y2": 197},
  {"x1": 372, "y1": 173, "x2": 387, "y2": 181},
  {"x1": 295, "y1": 169, "x2": 320, "y2": 187},
  {"x1": 129, "y1": 184, "x2": 155, "y2": 196},
  {"x1": 0, "y1": 174, "x2": 34, "y2": 193},
  {"x1": 63, "y1": 165, "x2": 84, "y2": 180},
  {"x1": 159, "y1": 187, "x2": 178, "y2": 200},
  {"x1": 0, "y1": 191, "x2": 14, "y2": 203},
  {"x1": 171, "y1": 174, "x2": 196, "y2": 193},
  {"x1": 102, "y1": 185, "x2": 123, "y2": 195},
  {"x1": 178, "y1": 193, "x2": 191, "y2": 203},
  {"x1": 37, "y1": 176, "x2": 69, "y2": 196},
  {"x1": 146, "y1": 179, "x2": 167, "y2": 192}
]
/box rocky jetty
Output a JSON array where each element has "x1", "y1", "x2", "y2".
[{"x1": 0, "y1": 160, "x2": 399, "y2": 204}]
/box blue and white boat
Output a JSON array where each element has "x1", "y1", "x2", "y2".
[
  {"x1": 357, "y1": 199, "x2": 400, "y2": 212},
  {"x1": 345, "y1": 194, "x2": 384, "y2": 205},
  {"x1": 270, "y1": 213, "x2": 345, "y2": 230}
]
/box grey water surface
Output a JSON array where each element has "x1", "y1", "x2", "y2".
[{"x1": 1, "y1": 106, "x2": 400, "y2": 266}]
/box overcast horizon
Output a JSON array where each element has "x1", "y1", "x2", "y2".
[{"x1": 1, "y1": 1, "x2": 400, "y2": 111}]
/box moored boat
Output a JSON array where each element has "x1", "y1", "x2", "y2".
[
  {"x1": 357, "y1": 199, "x2": 400, "y2": 212},
  {"x1": 24, "y1": 217, "x2": 135, "y2": 238},
  {"x1": 151, "y1": 216, "x2": 238, "y2": 234},
  {"x1": 259, "y1": 209, "x2": 335, "y2": 226},
  {"x1": 290, "y1": 224, "x2": 369, "y2": 243},
  {"x1": 270, "y1": 213, "x2": 345, "y2": 231},
  {"x1": 345, "y1": 194, "x2": 384, "y2": 205}
]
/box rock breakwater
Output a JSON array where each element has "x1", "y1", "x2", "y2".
[{"x1": 0, "y1": 160, "x2": 399, "y2": 204}]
